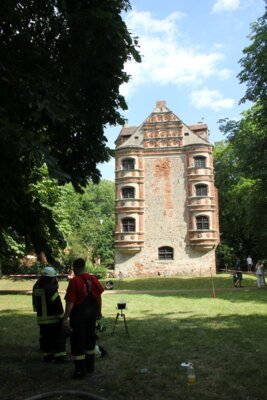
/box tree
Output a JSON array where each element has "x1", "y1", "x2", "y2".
[
  {"x1": 238, "y1": 6, "x2": 267, "y2": 118},
  {"x1": 0, "y1": 0, "x2": 140, "y2": 263},
  {"x1": 214, "y1": 4, "x2": 267, "y2": 261},
  {"x1": 237, "y1": 4, "x2": 267, "y2": 179},
  {"x1": 214, "y1": 141, "x2": 256, "y2": 262},
  {"x1": 55, "y1": 180, "x2": 115, "y2": 268},
  {"x1": 217, "y1": 107, "x2": 267, "y2": 259}
]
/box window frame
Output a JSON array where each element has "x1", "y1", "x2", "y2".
[
  {"x1": 122, "y1": 217, "x2": 136, "y2": 232},
  {"x1": 194, "y1": 156, "x2": 206, "y2": 168},
  {"x1": 122, "y1": 158, "x2": 135, "y2": 170},
  {"x1": 158, "y1": 246, "x2": 174, "y2": 260},
  {"x1": 195, "y1": 184, "x2": 208, "y2": 196},
  {"x1": 196, "y1": 215, "x2": 209, "y2": 230},
  {"x1": 122, "y1": 186, "x2": 135, "y2": 199}
]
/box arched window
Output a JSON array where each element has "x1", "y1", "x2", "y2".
[
  {"x1": 158, "y1": 246, "x2": 174, "y2": 260},
  {"x1": 196, "y1": 216, "x2": 209, "y2": 230},
  {"x1": 122, "y1": 187, "x2": 135, "y2": 199},
  {"x1": 194, "y1": 156, "x2": 206, "y2": 168},
  {"x1": 122, "y1": 158, "x2": 135, "y2": 170},
  {"x1": 195, "y1": 184, "x2": 208, "y2": 196},
  {"x1": 122, "y1": 218, "x2": 135, "y2": 232}
]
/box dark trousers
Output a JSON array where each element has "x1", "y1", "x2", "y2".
[
  {"x1": 70, "y1": 298, "x2": 97, "y2": 373},
  {"x1": 39, "y1": 322, "x2": 66, "y2": 361}
]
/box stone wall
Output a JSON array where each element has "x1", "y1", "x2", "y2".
[
  {"x1": 115, "y1": 154, "x2": 216, "y2": 277},
  {"x1": 114, "y1": 101, "x2": 219, "y2": 277}
]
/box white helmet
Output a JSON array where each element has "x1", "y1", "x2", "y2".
[{"x1": 41, "y1": 266, "x2": 57, "y2": 277}]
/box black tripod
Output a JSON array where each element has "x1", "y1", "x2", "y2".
[{"x1": 111, "y1": 307, "x2": 130, "y2": 337}]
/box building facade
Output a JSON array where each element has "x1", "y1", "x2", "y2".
[{"x1": 114, "y1": 101, "x2": 219, "y2": 277}]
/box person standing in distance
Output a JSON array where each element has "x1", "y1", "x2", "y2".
[
  {"x1": 234, "y1": 257, "x2": 243, "y2": 288},
  {"x1": 62, "y1": 258, "x2": 104, "y2": 379},
  {"x1": 246, "y1": 255, "x2": 253, "y2": 272},
  {"x1": 255, "y1": 260, "x2": 265, "y2": 288},
  {"x1": 32, "y1": 266, "x2": 67, "y2": 363}
]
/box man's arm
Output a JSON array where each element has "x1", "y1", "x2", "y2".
[
  {"x1": 92, "y1": 275, "x2": 104, "y2": 318},
  {"x1": 98, "y1": 296, "x2": 102, "y2": 318},
  {"x1": 62, "y1": 301, "x2": 74, "y2": 327}
]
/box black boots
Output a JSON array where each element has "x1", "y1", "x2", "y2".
[
  {"x1": 72, "y1": 355, "x2": 95, "y2": 379},
  {"x1": 73, "y1": 359, "x2": 86, "y2": 379},
  {"x1": 86, "y1": 354, "x2": 95, "y2": 373}
]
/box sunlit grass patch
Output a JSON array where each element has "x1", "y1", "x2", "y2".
[{"x1": 0, "y1": 280, "x2": 266, "y2": 400}]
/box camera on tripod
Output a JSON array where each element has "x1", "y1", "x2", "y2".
[
  {"x1": 111, "y1": 300, "x2": 129, "y2": 337},
  {"x1": 117, "y1": 301, "x2": 126, "y2": 310}
]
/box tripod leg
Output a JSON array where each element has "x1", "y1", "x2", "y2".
[
  {"x1": 123, "y1": 315, "x2": 130, "y2": 337},
  {"x1": 111, "y1": 313, "x2": 119, "y2": 336}
]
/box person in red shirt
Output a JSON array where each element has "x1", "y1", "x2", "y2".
[{"x1": 62, "y1": 258, "x2": 104, "y2": 379}]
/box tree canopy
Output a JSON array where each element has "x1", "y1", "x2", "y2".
[
  {"x1": 238, "y1": 7, "x2": 267, "y2": 116},
  {"x1": 0, "y1": 0, "x2": 140, "y2": 263},
  {"x1": 215, "y1": 4, "x2": 267, "y2": 263},
  {"x1": 55, "y1": 180, "x2": 115, "y2": 269}
]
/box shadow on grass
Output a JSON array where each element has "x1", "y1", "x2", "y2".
[{"x1": 1, "y1": 302, "x2": 267, "y2": 400}]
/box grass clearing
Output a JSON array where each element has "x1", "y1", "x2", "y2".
[
  {"x1": 0, "y1": 276, "x2": 265, "y2": 400},
  {"x1": 0, "y1": 272, "x2": 257, "y2": 292}
]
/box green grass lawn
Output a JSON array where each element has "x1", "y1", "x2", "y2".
[
  {"x1": 0, "y1": 276, "x2": 266, "y2": 400},
  {"x1": 0, "y1": 272, "x2": 258, "y2": 292}
]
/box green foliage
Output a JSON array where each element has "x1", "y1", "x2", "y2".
[
  {"x1": 0, "y1": 174, "x2": 115, "y2": 273},
  {"x1": 214, "y1": 141, "x2": 254, "y2": 257},
  {"x1": 0, "y1": 0, "x2": 140, "y2": 264},
  {"x1": 238, "y1": 8, "x2": 267, "y2": 112},
  {"x1": 56, "y1": 180, "x2": 115, "y2": 269},
  {"x1": 216, "y1": 106, "x2": 267, "y2": 259},
  {"x1": 85, "y1": 262, "x2": 108, "y2": 279},
  {"x1": 216, "y1": 243, "x2": 235, "y2": 270},
  {"x1": 220, "y1": 106, "x2": 267, "y2": 183},
  {"x1": 214, "y1": 138, "x2": 265, "y2": 259},
  {"x1": 214, "y1": 6, "x2": 267, "y2": 261}
]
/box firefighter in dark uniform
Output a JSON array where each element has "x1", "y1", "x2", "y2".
[
  {"x1": 32, "y1": 266, "x2": 67, "y2": 362},
  {"x1": 62, "y1": 258, "x2": 104, "y2": 379}
]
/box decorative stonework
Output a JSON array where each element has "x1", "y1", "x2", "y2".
[{"x1": 115, "y1": 101, "x2": 219, "y2": 277}]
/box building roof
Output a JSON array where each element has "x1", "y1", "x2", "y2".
[{"x1": 115, "y1": 101, "x2": 211, "y2": 149}]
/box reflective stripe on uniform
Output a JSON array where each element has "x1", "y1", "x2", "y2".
[
  {"x1": 54, "y1": 351, "x2": 67, "y2": 357},
  {"x1": 73, "y1": 354, "x2": 86, "y2": 360},
  {"x1": 85, "y1": 350, "x2": 95, "y2": 355},
  {"x1": 33, "y1": 287, "x2": 62, "y2": 323},
  {"x1": 51, "y1": 292, "x2": 59, "y2": 302},
  {"x1": 33, "y1": 288, "x2": 47, "y2": 319},
  {"x1": 37, "y1": 313, "x2": 64, "y2": 324},
  {"x1": 43, "y1": 352, "x2": 54, "y2": 356}
]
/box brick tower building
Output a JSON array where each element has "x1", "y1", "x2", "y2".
[{"x1": 114, "y1": 101, "x2": 219, "y2": 277}]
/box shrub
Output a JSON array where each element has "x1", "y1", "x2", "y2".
[{"x1": 85, "y1": 262, "x2": 108, "y2": 279}]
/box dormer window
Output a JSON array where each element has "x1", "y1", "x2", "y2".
[
  {"x1": 122, "y1": 187, "x2": 135, "y2": 199},
  {"x1": 122, "y1": 158, "x2": 135, "y2": 170},
  {"x1": 194, "y1": 156, "x2": 206, "y2": 168},
  {"x1": 195, "y1": 184, "x2": 208, "y2": 196}
]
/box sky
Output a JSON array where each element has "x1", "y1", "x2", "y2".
[{"x1": 99, "y1": 0, "x2": 266, "y2": 180}]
